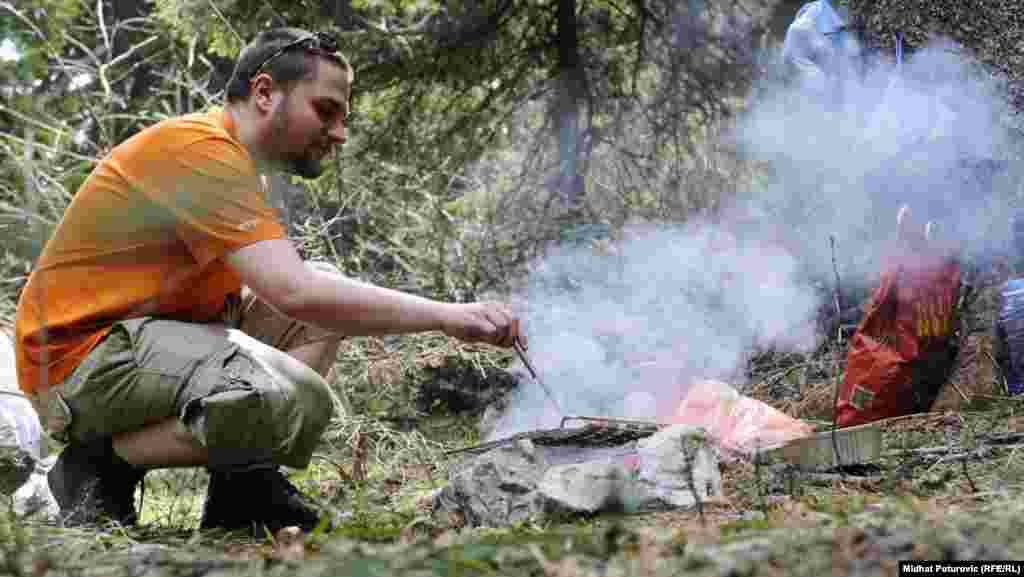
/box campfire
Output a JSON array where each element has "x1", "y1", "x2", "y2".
[
  {"x1": 433, "y1": 372, "x2": 855, "y2": 528},
  {"x1": 435, "y1": 413, "x2": 724, "y2": 527}
]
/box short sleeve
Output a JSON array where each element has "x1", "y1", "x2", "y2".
[
  {"x1": 128, "y1": 127, "x2": 287, "y2": 267},
  {"x1": 170, "y1": 137, "x2": 286, "y2": 266}
]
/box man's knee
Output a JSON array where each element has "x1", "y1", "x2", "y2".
[
  {"x1": 277, "y1": 365, "x2": 335, "y2": 462},
  {"x1": 183, "y1": 346, "x2": 334, "y2": 469}
]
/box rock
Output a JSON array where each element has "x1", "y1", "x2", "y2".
[
  {"x1": 634, "y1": 425, "x2": 721, "y2": 508},
  {"x1": 436, "y1": 427, "x2": 721, "y2": 527},
  {"x1": 434, "y1": 440, "x2": 549, "y2": 528},
  {"x1": 539, "y1": 461, "x2": 650, "y2": 514}
]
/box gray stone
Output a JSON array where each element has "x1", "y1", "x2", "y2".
[
  {"x1": 634, "y1": 425, "x2": 721, "y2": 508},
  {"x1": 437, "y1": 426, "x2": 721, "y2": 526},
  {"x1": 434, "y1": 440, "x2": 549, "y2": 527},
  {"x1": 539, "y1": 461, "x2": 651, "y2": 514}
]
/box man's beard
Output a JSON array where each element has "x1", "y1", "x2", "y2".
[
  {"x1": 285, "y1": 151, "x2": 325, "y2": 179},
  {"x1": 268, "y1": 103, "x2": 326, "y2": 179}
]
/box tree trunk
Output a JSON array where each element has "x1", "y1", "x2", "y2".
[{"x1": 556, "y1": 0, "x2": 586, "y2": 218}]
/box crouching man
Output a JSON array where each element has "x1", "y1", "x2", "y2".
[{"x1": 14, "y1": 28, "x2": 521, "y2": 532}]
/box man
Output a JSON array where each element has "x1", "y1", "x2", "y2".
[{"x1": 14, "y1": 28, "x2": 522, "y2": 532}]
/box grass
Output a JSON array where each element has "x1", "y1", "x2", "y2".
[
  {"x1": 5, "y1": 426, "x2": 1024, "y2": 577},
  {"x1": 4, "y1": 287, "x2": 1024, "y2": 576}
]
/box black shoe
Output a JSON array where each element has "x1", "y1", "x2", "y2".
[
  {"x1": 48, "y1": 437, "x2": 146, "y2": 527},
  {"x1": 200, "y1": 468, "x2": 323, "y2": 533}
]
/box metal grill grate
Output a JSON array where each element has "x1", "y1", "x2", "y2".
[{"x1": 447, "y1": 416, "x2": 663, "y2": 457}]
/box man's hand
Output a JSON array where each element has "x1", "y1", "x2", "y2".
[{"x1": 440, "y1": 302, "x2": 522, "y2": 348}]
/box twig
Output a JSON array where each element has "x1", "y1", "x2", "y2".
[
  {"x1": 206, "y1": 0, "x2": 244, "y2": 45},
  {"x1": 0, "y1": 131, "x2": 100, "y2": 164},
  {"x1": 950, "y1": 381, "x2": 970, "y2": 403},
  {"x1": 983, "y1": 349, "x2": 1010, "y2": 395},
  {"x1": 754, "y1": 437, "x2": 767, "y2": 515},
  {"x1": 830, "y1": 236, "x2": 843, "y2": 328},
  {"x1": 0, "y1": 103, "x2": 69, "y2": 137},
  {"x1": 512, "y1": 338, "x2": 563, "y2": 415},
  {"x1": 0, "y1": 1, "x2": 46, "y2": 41},
  {"x1": 961, "y1": 458, "x2": 978, "y2": 492},
  {"x1": 96, "y1": 0, "x2": 111, "y2": 58},
  {"x1": 682, "y1": 436, "x2": 705, "y2": 526},
  {"x1": 970, "y1": 394, "x2": 1024, "y2": 402},
  {"x1": 829, "y1": 235, "x2": 845, "y2": 472},
  {"x1": 754, "y1": 362, "x2": 818, "y2": 390}
]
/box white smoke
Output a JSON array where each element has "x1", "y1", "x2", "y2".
[
  {"x1": 487, "y1": 34, "x2": 1020, "y2": 440},
  {"x1": 739, "y1": 39, "x2": 1016, "y2": 283},
  {"x1": 489, "y1": 220, "x2": 820, "y2": 439}
]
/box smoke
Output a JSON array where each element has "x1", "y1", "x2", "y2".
[
  {"x1": 486, "y1": 32, "x2": 1021, "y2": 440},
  {"x1": 489, "y1": 220, "x2": 820, "y2": 439},
  {"x1": 739, "y1": 39, "x2": 1017, "y2": 283}
]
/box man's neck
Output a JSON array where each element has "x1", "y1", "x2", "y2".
[
  {"x1": 225, "y1": 103, "x2": 280, "y2": 206},
  {"x1": 225, "y1": 103, "x2": 271, "y2": 173}
]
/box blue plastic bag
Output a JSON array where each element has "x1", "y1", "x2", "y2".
[
  {"x1": 782, "y1": 0, "x2": 860, "y2": 94},
  {"x1": 996, "y1": 279, "x2": 1024, "y2": 395}
]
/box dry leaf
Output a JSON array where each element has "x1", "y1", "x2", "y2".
[
  {"x1": 31, "y1": 557, "x2": 51, "y2": 577},
  {"x1": 352, "y1": 432, "x2": 369, "y2": 483},
  {"x1": 382, "y1": 477, "x2": 402, "y2": 495},
  {"x1": 414, "y1": 491, "x2": 435, "y2": 515},
  {"x1": 402, "y1": 463, "x2": 434, "y2": 483},
  {"x1": 273, "y1": 526, "x2": 306, "y2": 562},
  {"x1": 529, "y1": 544, "x2": 581, "y2": 577},
  {"x1": 367, "y1": 360, "x2": 402, "y2": 387},
  {"x1": 1006, "y1": 415, "x2": 1024, "y2": 432},
  {"x1": 911, "y1": 543, "x2": 933, "y2": 560}
]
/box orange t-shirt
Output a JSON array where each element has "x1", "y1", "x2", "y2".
[{"x1": 14, "y1": 109, "x2": 287, "y2": 394}]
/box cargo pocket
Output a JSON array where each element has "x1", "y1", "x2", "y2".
[
  {"x1": 32, "y1": 388, "x2": 73, "y2": 444},
  {"x1": 180, "y1": 346, "x2": 277, "y2": 470}
]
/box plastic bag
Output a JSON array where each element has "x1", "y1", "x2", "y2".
[
  {"x1": 835, "y1": 207, "x2": 961, "y2": 426},
  {"x1": 668, "y1": 379, "x2": 813, "y2": 455},
  {"x1": 782, "y1": 0, "x2": 859, "y2": 94},
  {"x1": 995, "y1": 279, "x2": 1024, "y2": 395},
  {"x1": 0, "y1": 331, "x2": 45, "y2": 495}
]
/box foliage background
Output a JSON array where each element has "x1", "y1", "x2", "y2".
[
  {"x1": 6, "y1": 2, "x2": 1024, "y2": 576},
  {"x1": 0, "y1": 0, "x2": 797, "y2": 312}
]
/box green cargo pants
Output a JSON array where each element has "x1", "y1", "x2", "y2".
[{"x1": 32, "y1": 262, "x2": 342, "y2": 470}]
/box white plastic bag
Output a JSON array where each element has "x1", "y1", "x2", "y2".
[
  {"x1": 13, "y1": 456, "x2": 59, "y2": 520},
  {"x1": 0, "y1": 331, "x2": 45, "y2": 495}
]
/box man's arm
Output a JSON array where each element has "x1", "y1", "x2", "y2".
[{"x1": 225, "y1": 239, "x2": 519, "y2": 346}]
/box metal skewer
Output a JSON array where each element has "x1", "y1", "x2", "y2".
[{"x1": 512, "y1": 338, "x2": 563, "y2": 416}]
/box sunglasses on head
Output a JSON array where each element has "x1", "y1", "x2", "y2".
[{"x1": 250, "y1": 32, "x2": 343, "y2": 81}]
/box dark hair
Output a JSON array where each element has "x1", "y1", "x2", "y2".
[{"x1": 225, "y1": 28, "x2": 348, "y2": 103}]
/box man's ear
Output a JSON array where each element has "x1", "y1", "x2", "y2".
[{"x1": 250, "y1": 74, "x2": 277, "y2": 115}]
